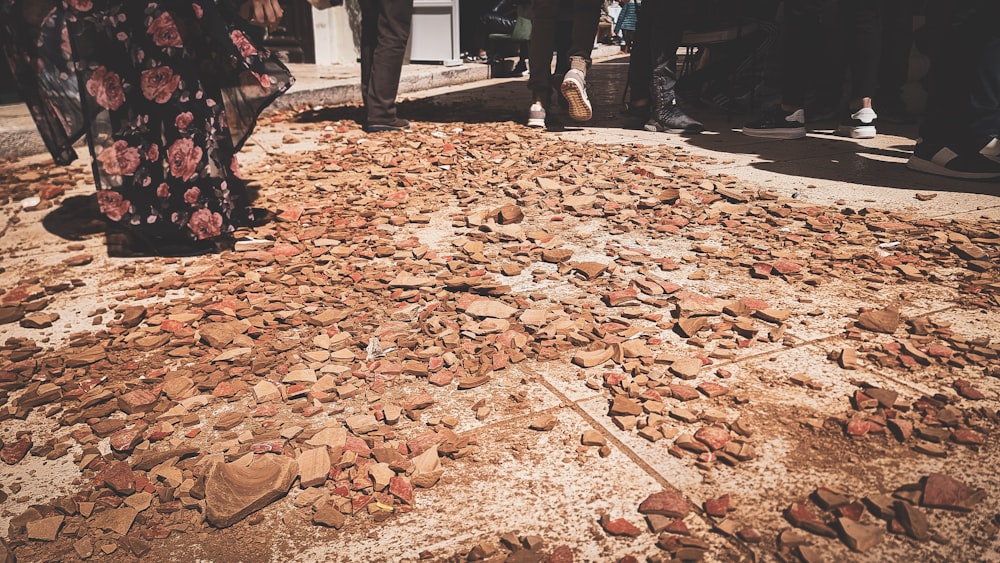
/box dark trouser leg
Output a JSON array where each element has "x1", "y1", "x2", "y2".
[
  {"x1": 839, "y1": 0, "x2": 882, "y2": 103},
  {"x1": 627, "y1": 0, "x2": 681, "y2": 104},
  {"x1": 877, "y1": 0, "x2": 913, "y2": 104},
  {"x1": 969, "y1": 37, "x2": 1000, "y2": 144},
  {"x1": 781, "y1": 0, "x2": 825, "y2": 108},
  {"x1": 359, "y1": 0, "x2": 413, "y2": 124},
  {"x1": 566, "y1": 0, "x2": 601, "y2": 68},
  {"x1": 920, "y1": 6, "x2": 1000, "y2": 149},
  {"x1": 554, "y1": 19, "x2": 572, "y2": 76},
  {"x1": 528, "y1": 0, "x2": 558, "y2": 102}
]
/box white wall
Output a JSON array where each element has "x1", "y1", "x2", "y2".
[
  {"x1": 312, "y1": 0, "x2": 459, "y2": 66},
  {"x1": 312, "y1": 2, "x2": 360, "y2": 65}
]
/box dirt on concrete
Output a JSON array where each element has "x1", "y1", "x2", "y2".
[{"x1": 0, "y1": 87, "x2": 998, "y2": 563}]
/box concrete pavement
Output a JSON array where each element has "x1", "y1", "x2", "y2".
[{"x1": 0, "y1": 52, "x2": 998, "y2": 563}]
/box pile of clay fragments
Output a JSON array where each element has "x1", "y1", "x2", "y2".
[{"x1": 1, "y1": 117, "x2": 997, "y2": 561}]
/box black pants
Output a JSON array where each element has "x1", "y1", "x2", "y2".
[
  {"x1": 920, "y1": 1, "x2": 1000, "y2": 148},
  {"x1": 528, "y1": 0, "x2": 601, "y2": 102},
  {"x1": 360, "y1": 0, "x2": 414, "y2": 125},
  {"x1": 876, "y1": 0, "x2": 914, "y2": 104},
  {"x1": 626, "y1": 0, "x2": 683, "y2": 103},
  {"x1": 781, "y1": 0, "x2": 881, "y2": 108}
]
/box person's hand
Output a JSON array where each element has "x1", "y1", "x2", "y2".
[{"x1": 242, "y1": 0, "x2": 283, "y2": 30}]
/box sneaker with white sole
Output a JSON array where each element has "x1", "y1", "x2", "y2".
[
  {"x1": 560, "y1": 68, "x2": 592, "y2": 121},
  {"x1": 981, "y1": 138, "x2": 1000, "y2": 164},
  {"x1": 742, "y1": 106, "x2": 806, "y2": 139},
  {"x1": 644, "y1": 104, "x2": 705, "y2": 134},
  {"x1": 906, "y1": 141, "x2": 1000, "y2": 180},
  {"x1": 838, "y1": 107, "x2": 877, "y2": 139},
  {"x1": 527, "y1": 102, "x2": 546, "y2": 128}
]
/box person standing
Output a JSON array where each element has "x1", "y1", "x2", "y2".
[
  {"x1": 624, "y1": 0, "x2": 704, "y2": 134},
  {"x1": 906, "y1": 0, "x2": 1000, "y2": 179},
  {"x1": 614, "y1": 0, "x2": 637, "y2": 53},
  {"x1": 526, "y1": 0, "x2": 603, "y2": 128},
  {"x1": 0, "y1": 0, "x2": 295, "y2": 255},
  {"x1": 359, "y1": 0, "x2": 415, "y2": 132},
  {"x1": 742, "y1": 0, "x2": 884, "y2": 140}
]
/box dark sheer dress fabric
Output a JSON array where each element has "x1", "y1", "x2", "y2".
[{"x1": 0, "y1": 0, "x2": 294, "y2": 241}]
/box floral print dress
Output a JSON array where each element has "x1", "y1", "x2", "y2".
[{"x1": 0, "y1": 0, "x2": 294, "y2": 241}]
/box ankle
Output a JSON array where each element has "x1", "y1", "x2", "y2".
[{"x1": 849, "y1": 98, "x2": 873, "y2": 111}]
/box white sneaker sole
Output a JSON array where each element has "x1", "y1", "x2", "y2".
[
  {"x1": 561, "y1": 79, "x2": 592, "y2": 122},
  {"x1": 906, "y1": 156, "x2": 1000, "y2": 180},
  {"x1": 839, "y1": 125, "x2": 876, "y2": 139},
  {"x1": 644, "y1": 122, "x2": 691, "y2": 134},
  {"x1": 526, "y1": 117, "x2": 545, "y2": 128},
  {"x1": 741, "y1": 127, "x2": 806, "y2": 140}
]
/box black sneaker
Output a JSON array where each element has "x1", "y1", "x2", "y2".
[
  {"x1": 742, "y1": 106, "x2": 806, "y2": 139},
  {"x1": 644, "y1": 104, "x2": 705, "y2": 134},
  {"x1": 838, "y1": 107, "x2": 877, "y2": 139},
  {"x1": 907, "y1": 141, "x2": 1000, "y2": 180}
]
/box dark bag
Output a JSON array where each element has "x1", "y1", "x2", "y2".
[
  {"x1": 481, "y1": 13, "x2": 515, "y2": 34},
  {"x1": 480, "y1": 0, "x2": 516, "y2": 34}
]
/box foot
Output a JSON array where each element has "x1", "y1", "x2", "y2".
[
  {"x1": 364, "y1": 118, "x2": 410, "y2": 133},
  {"x1": 560, "y1": 68, "x2": 592, "y2": 121},
  {"x1": 838, "y1": 107, "x2": 877, "y2": 139},
  {"x1": 512, "y1": 60, "x2": 528, "y2": 76},
  {"x1": 623, "y1": 100, "x2": 650, "y2": 129},
  {"x1": 644, "y1": 104, "x2": 705, "y2": 134},
  {"x1": 877, "y1": 98, "x2": 917, "y2": 124},
  {"x1": 907, "y1": 141, "x2": 1000, "y2": 180},
  {"x1": 109, "y1": 231, "x2": 229, "y2": 258},
  {"x1": 804, "y1": 102, "x2": 837, "y2": 123},
  {"x1": 527, "y1": 102, "x2": 546, "y2": 128},
  {"x1": 742, "y1": 106, "x2": 806, "y2": 139}
]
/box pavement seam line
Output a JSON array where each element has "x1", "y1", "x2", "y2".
[{"x1": 518, "y1": 363, "x2": 757, "y2": 560}]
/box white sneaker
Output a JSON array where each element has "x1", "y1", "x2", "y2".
[
  {"x1": 527, "y1": 103, "x2": 546, "y2": 128},
  {"x1": 838, "y1": 107, "x2": 877, "y2": 139},
  {"x1": 560, "y1": 68, "x2": 592, "y2": 121}
]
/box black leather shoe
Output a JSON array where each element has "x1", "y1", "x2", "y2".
[{"x1": 364, "y1": 119, "x2": 410, "y2": 133}]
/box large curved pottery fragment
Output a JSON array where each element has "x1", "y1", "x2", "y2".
[{"x1": 205, "y1": 455, "x2": 299, "y2": 528}]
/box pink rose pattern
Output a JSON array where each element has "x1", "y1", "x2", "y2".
[
  {"x1": 187, "y1": 208, "x2": 223, "y2": 239},
  {"x1": 174, "y1": 111, "x2": 194, "y2": 130},
  {"x1": 96, "y1": 140, "x2": 140, "y2": 176},
  {"x1": 97, "y1": 190, "x2": 131, "y2": 222},
  {"x1": 167, "y1": 138, "x2": 203, "y2": 181},
  {"x1": 140, "y1": 66, "x2": 181, "y2": 103},
  {"x1": 147, "y1": 12, "x2": 183, "y2": 48},
  {"x1": 229, "y1": 30, "x2": 256, "y2": 58},
  {"x1": 68, "y1": 0, "x2": 93, "y2": 12},
  {"x1": 2, "y1": 1, "x2": 292, "y2": 241},
  {"x1": 86, "y1": 66, "x2": 125, "y2": 110}
]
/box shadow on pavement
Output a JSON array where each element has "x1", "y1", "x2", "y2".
[
  {"x1": 41, "y1": 194, "x2": 106, "y2": 241},
  {"x1": 682, "y1": 121, "x2": 1000, "y2": 197},
  {"x1": 40, "y1": 187, "x2": 270, "y2": 257},
  {"x1": 296, "y1": 55, "x2": 997, "y2": 197}
]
